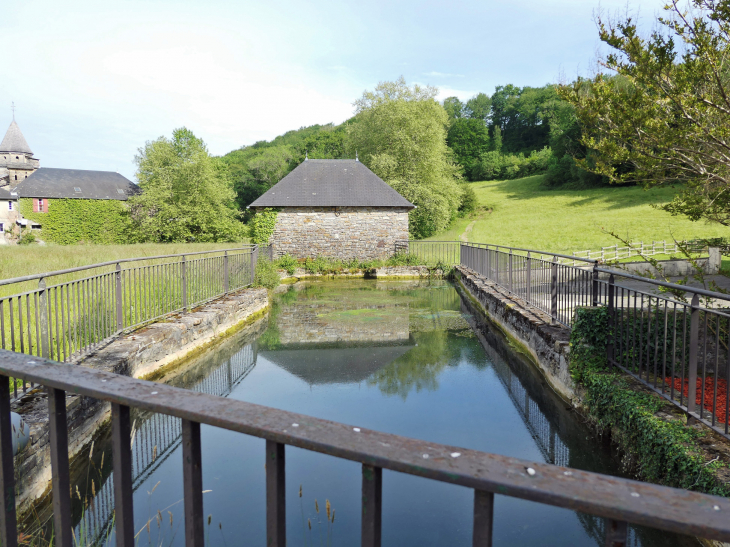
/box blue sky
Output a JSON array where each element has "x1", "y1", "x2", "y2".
[{"x1": 1, "y1": 0, "x2": 666, "y2": 181}]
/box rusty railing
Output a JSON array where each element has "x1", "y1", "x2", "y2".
[{"x1": 1, "y1": 350, "x2": 729, "y2": 546}]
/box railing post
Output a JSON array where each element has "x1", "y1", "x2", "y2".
[
  {"x1": 112, "y1": 404, "x2": 135, "y2": 547},
  {"x1": 362, "y1": 464, "x2": 382, "y2": 547},
  {"x1": 0, "y1": 376, "x2": 17, "y2": 547},
  {"x1": 508, "y1": 250, "x2": 513, "y2": 292},
  {"x1": 486, "y1": 246, "x2": 491, "y2": 280},
  {"x1": 38, "y1": 278, "x2": 49, "y2": 359},
  {"x1": 525, "y1": 252, "x2": 531, "y2": 303},
  {"x1": 266, "y1": 440, "x2": 286, "y2": 546},
  {"x1": 687, "y1": 293, "x2": 700, "y2": 414},
  {"x1": 48, "y1": 388, "x2": 73, "y2": 547},
  {"x1": 473, "y1": 490, "x2": 494, "y2": 547},
  {"x1": 604, "y1": 518, "x2": 628, "y2": 547},
  {"x1": 551, "y1": 257, "x2": 558, "y2": 324},
  {"x1": 607, "y1": 274, "x2": 615, "y2": 367},
  {"x1": 182, "y1": 419, "x2": 204, "y2": 546},
  {"x1": 251, "y1": 246, "x2": 258, "y2": 285},
  {"x1": 115, "y1": 263, "x2": 123, "y2": 332},
  {"x1": 181, "y1": 256, "x2": 188, "y2": 312},
  {"x1": 224, "y1": 251, "x2": 229, "y2": 294},
  {"x1": 592, "y1": 263, "x2": 599, "y2": 307}
]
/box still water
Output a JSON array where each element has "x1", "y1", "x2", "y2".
[{"x1": 65, "y1": 280, "x2": 697, "y2": 546}]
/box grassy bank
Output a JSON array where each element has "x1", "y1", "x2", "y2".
[
  {"x1": 428, "y1": 175, "x2": 729, "y2": 252},
  {"x1": 0, "y1": 242, "x2": 249, "y2": 281}
]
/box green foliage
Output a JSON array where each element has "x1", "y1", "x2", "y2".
[
  {"x1": 16, "y1": 231, "x2": 36, "y2": 245},
  {"x1": 253, "y1": 257, "x2": 280, "y2": 290},
  {"x1": 570, "y1": 307, "x2": 729, "y2": 496},
  {"x1": 490, "y1": 84, "x2": 561, "y2": 153},
  {"x1": 19, "y1": 198, "x2": 130, "y2": 245},
  {"x1": 559, "y1": 2, "x2": 730, "y2": 225},
  {"x1": 347, "y1": 77, "x2": 464, "y2": 239},
  {"x1": 458, "y1": 183, "x2": 478, "y2": 216},
  {"x1": 472, "y1": 147, "x2": 552, "y2": 181},
  {"x1": 447, "y1": 119, "x2": 491, "y2": 180},
  {"x1": 276, "y1": 253, "x2": 299, "y2": 275},
  {"x1": 250, "y1": 208, "x2": 278, "y2": 244},
  {"x1": 129, "y1": 127, "x2": 245, "y2": 243}
]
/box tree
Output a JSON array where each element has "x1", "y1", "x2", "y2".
[
  {"x1": 347, "y1": 77, "x2": 463, "y2": 238},
  {"x1": 447, "y1": 118, "x2": 491, "y2": 180},
  {"x1": 129, "y1": 128, "x2": 245, "y2": 242},
  {"x1": 560, "y1": 1, "x2": 730, "y2": 225},
  {"x1": 443, "y1": 96, "x2": 465, "y2": 121},
  {"x1": 465, "y1": 92, "x2": 491, "y2": 122}
]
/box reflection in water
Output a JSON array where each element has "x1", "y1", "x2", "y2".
[{"x1": 54, "y1": 280, "x2": 695, "y2": 547}]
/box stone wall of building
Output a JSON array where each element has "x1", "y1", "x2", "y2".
[{"x1": 270, "y1": 206, "x2": 410, "y2": 259}]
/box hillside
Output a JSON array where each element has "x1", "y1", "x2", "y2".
[{"x1": 427, "y1": 175, "x2": 729, "y2": 253}]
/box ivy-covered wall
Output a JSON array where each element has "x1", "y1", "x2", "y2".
[
  {"x1": 19, "y1": 198, "x2": 130, "y2": 245},
  {"x1": 571, "y1": 307, "x2": 730, "y2": 497}
]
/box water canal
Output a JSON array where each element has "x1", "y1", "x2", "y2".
[{"x1": 41, "y1": 280, "x2": 698, "y2": 546}]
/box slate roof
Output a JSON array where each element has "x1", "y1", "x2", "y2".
[
  {"x1": 249, "y1": 159, "x2": 414, "y2": 208},
  {"x1": 14, "y1": 168, "x2": 139, "y2": 200},
  {"x1": 0, "y1": 121, "x2": 33, "y2": 154},
  {"x1": 260, "y1": 344, "x2": 413, "y2": 385},
  {"x1": 0, "y1": 188, "x2": 13, "y2": 199}
]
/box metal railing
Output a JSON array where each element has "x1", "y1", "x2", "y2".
[
  {"x1": 451, "y1": 241, "x2": 730, "y2": 440},
  {"x1": 0, "y1": 245, "x2": 271, "y2": 401},
  {"x1": 1, "y1": 351, "x2": 729, "y2": 547},
  {"x1": 459, "y1": 242, "x2": 597, "y2": 327}
]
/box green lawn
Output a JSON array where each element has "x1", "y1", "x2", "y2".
[{"x1": 427, "y1": 175, "x2": 729, "y2": 253}]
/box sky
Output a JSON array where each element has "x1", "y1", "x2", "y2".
[{"x1": 0, "y1": 0, "x2": 668, "y2": 181}]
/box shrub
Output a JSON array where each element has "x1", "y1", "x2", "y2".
[
  {"x1": 458, "y1": 183, "x2": 478, "y2": 216},
  {"x1": 253, "y1": 257, "x2": 280, "y2": 289},
  {"x1": 275, "y1": 253, "x2": 299, "y2": 275},
  {"x1": 17, "y1": 232, "x2": 36, "y2": 246}
]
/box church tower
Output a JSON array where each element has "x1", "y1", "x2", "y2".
[{"x1": 0, "y1": 113, "x2": 39, "y2": 189}]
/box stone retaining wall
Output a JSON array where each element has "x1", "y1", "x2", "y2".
[
  {"x1": 270, "y1": 206, "x2": 410, "y2": 259},
  {"x1": 455, "y1": 266, "x2": 575, "y2": 402},
  {"x1": 11, "y1": 288, "x2": 268, "y2": 513},
  {"x1": 279, "y1": 265, "x2": 444, "y2": 280}
]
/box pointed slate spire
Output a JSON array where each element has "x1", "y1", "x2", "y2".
[{"x1": 0, "y1": 120, "x2": 33, "y2": 154}]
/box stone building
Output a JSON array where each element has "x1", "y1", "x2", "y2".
[
  {"x1": 0, "y1": 117, "x2": 137, "y2": 244},
  {"x1": 249, "y1": 159, "x2": 414, "y2": 259}
]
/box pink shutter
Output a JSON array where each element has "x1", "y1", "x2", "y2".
[{"x1": 43, "y1": 200, "x2": 48, "y2": 213}]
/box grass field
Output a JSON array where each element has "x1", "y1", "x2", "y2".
[
  {"x1": 0, "y1": 241, "x2": 250, "y2": 282},
  {"x1": 427, "y1": 175, "x2": 729, "y2": 253}
]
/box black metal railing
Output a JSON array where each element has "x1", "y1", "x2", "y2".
[
  {"x1": 1, "y1": 351, "x2": 729, "y2": 547},
  {"x1": 449, "y1": 241, "x2": 730, "y2": 440},
  {"x1": 0, "y1": 245, "x2": 271, "y2": 401}
]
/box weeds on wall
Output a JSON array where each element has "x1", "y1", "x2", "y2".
[
  {"x1": 253, "y1": 257, "x2": 280, "y2": 290},
  {"x1": 570, "y1": 307, "x2": 729, "y2": 496},
  {"x1": 19, "y1": 198, "x2": 130, "y2": 245},
  {"x1": 273, "y1": 251, "x2": 434, "y2": 276}
]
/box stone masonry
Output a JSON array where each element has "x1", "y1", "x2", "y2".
[{"x1": 270, "y1": 206, "x2": 410, "y2": 259}]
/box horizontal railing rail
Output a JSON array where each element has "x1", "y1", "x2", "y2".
[
  {"x1": 0, "y1": 245, "x2": 271, "y2": 401},
  {"x1": 1, "y1": 350, "x2": 729, "y2": 546}
]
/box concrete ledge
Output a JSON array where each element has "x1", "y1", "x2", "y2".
[
  {"x1": 11, "y1": 287, "x2": 269, "y2": 513},
  {"x1": 454, "y1": 266, "x2": 575, "y2": 403}
]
